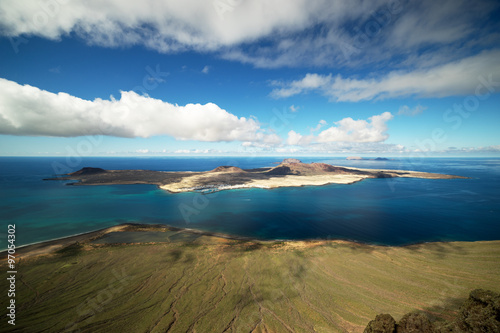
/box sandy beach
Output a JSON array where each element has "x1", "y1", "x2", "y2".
[{"x1": 159, "y1": 173, "x2": 371, "y2": 192}]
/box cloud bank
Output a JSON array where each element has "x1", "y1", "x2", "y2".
[
  {"x1": 0, "y1": 78, "x2": 280, "y2": 144},
  {"x1": 271, "y1": 50, "x2": 500, "y2": 101},
  {"x1": 1, "y1": 0, "x2": 498, "y2": 69},
  {"x1": 286, "y1": 112, "x2": 393, "y2": 146},
  {"x1": 0, "y1": 0, "x2": 334, "y2": 51}
]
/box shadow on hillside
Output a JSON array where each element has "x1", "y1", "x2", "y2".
[
  {"x1": 319, "y1": 238, "x2": 471, "y2": 259},
  {"x1": 168, "y1": 248, "x2": 184, "y2": 262},
  {"x1": 222, "y1": 240, "x2": 266, "y2": 252},
  {"x1": 56, "y1": 242, "x2": 84, "y2": 257},
  {"x1": 323, "y1": 241, "x2": 379, "y2": 254},
  {"x1": 421, "y1": 295, "x2": 467, "y2": 322},
  {"x1": 404, "y1": 241, "x2": 468, "y2": 259}
]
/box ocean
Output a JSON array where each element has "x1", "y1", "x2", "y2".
[{"x1": 1, "y1": 156, "x2": 499, "y2": 248}]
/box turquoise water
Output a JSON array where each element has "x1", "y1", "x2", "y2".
[{"x1": 1, "y1": 156, "x2": 499, "y2": 247}]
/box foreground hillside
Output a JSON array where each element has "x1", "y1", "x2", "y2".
[
  {"x1": 1, "y1": 225, "x2": 499, "y2": 332},
  {"x1": 365, "y1": 289, "x2": 500, "y2": 332}
]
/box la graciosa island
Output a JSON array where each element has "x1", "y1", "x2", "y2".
[{"x1": 49, "y1": 158, "x2": 467, "y2": 194}]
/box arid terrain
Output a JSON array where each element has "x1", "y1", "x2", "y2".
[{"x1": 2, "y1": 223, "x2": 499, "y2": 332}]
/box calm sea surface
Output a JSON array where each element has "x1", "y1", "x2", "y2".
[{"x1": 1, "y1": 156, "x2": 499, "y2": 248}]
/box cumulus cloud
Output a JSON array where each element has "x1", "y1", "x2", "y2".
[
  {"x1": 286, "y1": 130, "x2": 312, "y2": 146},
  {"x1": 174, "y1": 149, "x2": 213, "y2": 154},
  {"x1": 398, "y1": 104, "x2": 427, "y2": 116},
  {"x1": 317, "y1": 112, "x2": 393, "y2": 143},
  {"x1": 0, "y1": 78, "x2": 280, "y2": 144},
  {"x1": 1, "y1": 0, "x2": 497, "y2": 69},
  {"x1": 284, "y1": 120, "x2": 329, "y2": 146},
  {"x1": 286, "y1": 112, "x2": 393, "y2": 147},
  {"x1": 271, "y1": 50, "x2": 500, "y2": 101},
  {"x1": 311, "y1": 119, "x2": 327, "y2": 132}
]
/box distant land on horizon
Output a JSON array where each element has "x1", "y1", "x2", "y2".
[{"x1": 346, "y1": 156, "x2": 390, "y2": 161}]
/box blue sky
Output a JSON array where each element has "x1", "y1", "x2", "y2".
[{"x1": 0, "y1": 0, "x2": 499, "y2": 157}]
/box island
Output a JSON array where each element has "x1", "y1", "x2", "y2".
[
  {"x1": 47, "y1": 159, "x2": 466, "y2": 193},
  {"x1": 3, "y1": 160, "x2": 495, "y2": 333},
  {"x1": 346, "y1": 156, "x2": 390, "y2": 161}
]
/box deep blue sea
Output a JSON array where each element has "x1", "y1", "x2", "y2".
[{"x1": 1, "y1": 156, "x2": 499, "y2": 248}]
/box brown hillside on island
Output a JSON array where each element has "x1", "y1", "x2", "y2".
[
  {"x1": 46, "y1": 159, "x2": 467, "y2": 193},
  {"x1": 210, "y1": 165, "x2": 246, "y2": 173}
]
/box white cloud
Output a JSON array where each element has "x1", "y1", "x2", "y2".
[
  {"x1": 286, "y1": 130, "x2": 313, "y2": 146},
  {"x1": 317, "y1": 112, "x2": 393, "y2": 143},
  {"x1": 222, "y1": 0, "x2": 499, "y2": 68},
  {"x1": 1, "y1": 0, "x2": 497, "y2": 69},
  {"x1": 286, "y1": 112, "x2": 393, "y2": 146},
  {"x1": 271, "y1": 50, "x2": 500, "y2": 101},
  {"x1": 398, "y1": 104, "x2": 427, "y2": 116},
  {"x1": 201, "y1": 65, "x2": 210, "y2": 74},
  {"x1": 275, "y1": 147, "x2": 299, "y2": 154},
  {"x1": 0, "y1": 77, "x2": 280, "y2": 144},
  {"x1": 241, "y1": 141, "x2": 281, "y2": 150},
  {"x1": 311, "y1": 119, "x2": 327, "y2": 132},
  {"x1": 0, "y1": 0, "x2": 330, "y2": 51},
  {"x1": 285, "y1": 131, "x2": 301, "y2": 145},
  {"x1": 147, "y1": 76, "x2": 166, "y2": 84},
  {"x1": 289, "y1": 105, "x2": 299, "y2": 112},
  {"x1": 174, "y1": 149, "x2": 212, "y2": 154},
  {"x1": 271, "y1": 74, "x2": 332, "y2": 98},
  {"x1": 385, "y1": 0, "x2": 493, "y2": 51},
  {"x1": 285, "y1": 118, "x2": 331, "y2": 146}
]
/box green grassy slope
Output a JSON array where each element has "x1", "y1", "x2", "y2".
[{"x1": 2, "y1": 237, "x2": 500, "y2": 332}]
